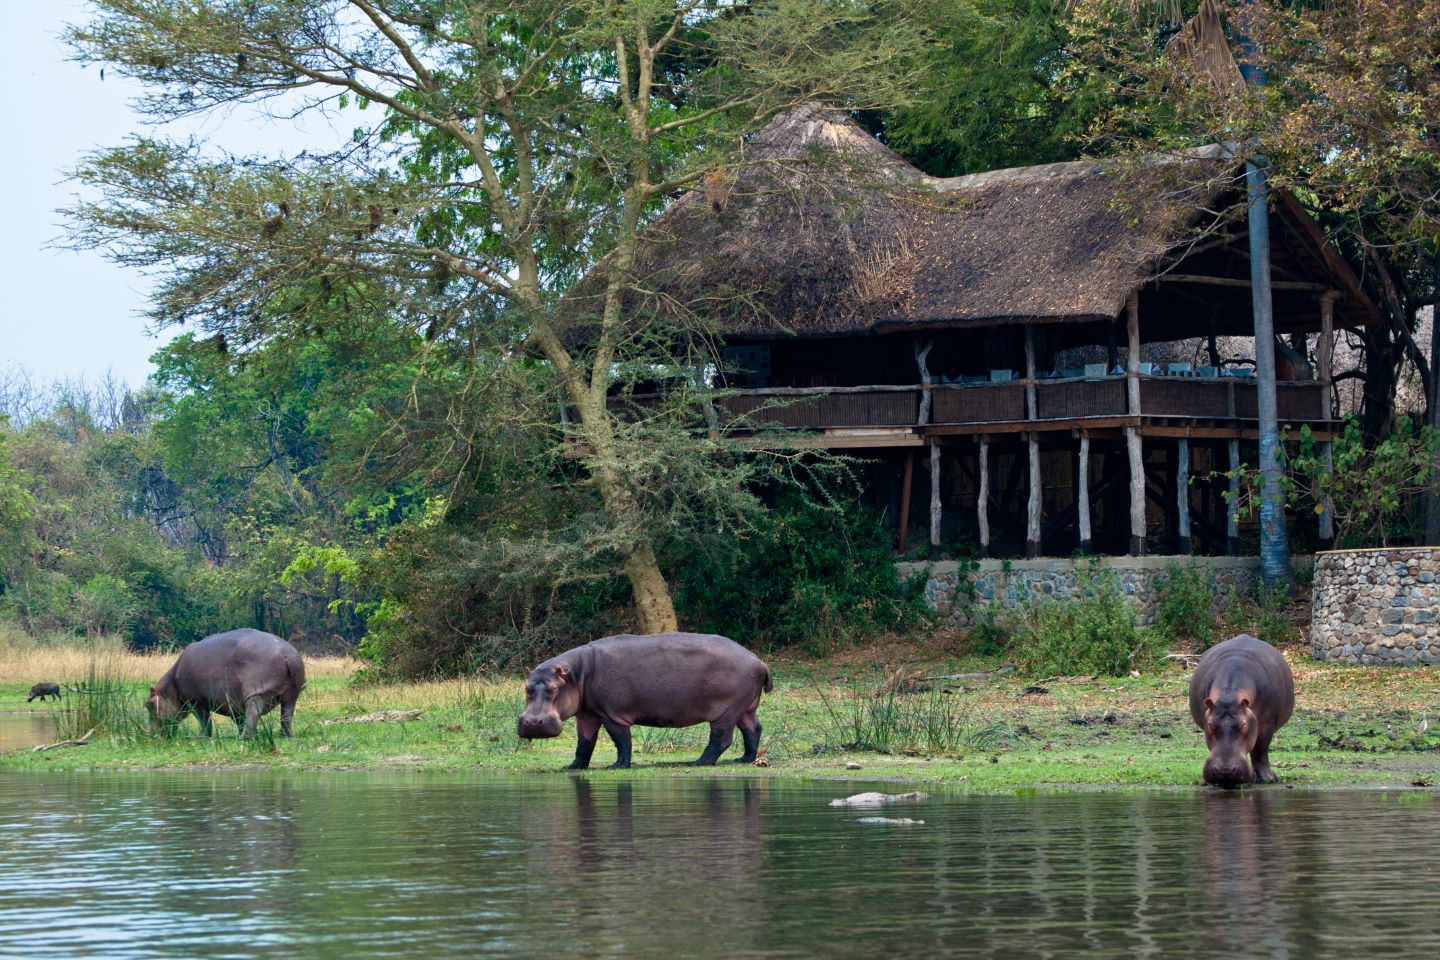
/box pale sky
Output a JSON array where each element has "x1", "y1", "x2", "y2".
[{"x1": 0, "y1": 2, "x2": 358, "y2": 388}]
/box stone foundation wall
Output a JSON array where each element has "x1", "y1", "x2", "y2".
[
  {"x1": 1310, "y1": 548, "x2": 1440, "y2": 665},
  {"x1": 899, "y1": 555, "x2": 1300, "y2": 627}
]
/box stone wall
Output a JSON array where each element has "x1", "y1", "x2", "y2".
[
  {"x1": 1310, "y1": 548, "x2": 1440, "y2": 665},
  {"x1": 899, "y1": 555, "x2": 1300, "y2": 626}
]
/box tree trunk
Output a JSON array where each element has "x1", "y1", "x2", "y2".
[
  {"x1": 1426, "y1": 252, "x2": 1440, "y2": 544},
  {"x1": 624, "y1": 543, "x2": 678, "y2": 634}
]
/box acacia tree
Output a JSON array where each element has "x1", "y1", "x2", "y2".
[{"x1": 66, "y1": 1, "x2": 927, "y2": 633}]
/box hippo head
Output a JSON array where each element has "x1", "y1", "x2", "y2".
[
  {"x1": 517, "y1": 661, "x2": 579, "y2": 739},
  {"x1": 1201, "y1": 694, "x2": 1258, "y2": 787},
  {"x1": 145, "y1": 682, "x2": 182, "y2": 730}
]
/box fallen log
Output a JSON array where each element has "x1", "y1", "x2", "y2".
[{"x1": 33, "y1": 727, "x2": 97, "y2": 752}]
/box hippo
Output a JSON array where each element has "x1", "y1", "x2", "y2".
[
  {"x1": 26, "y1": 683, "x2": 61, "y2": 703},
  {"x1": 517, "y1": 632, "x2": 772, "y2": 770},
  {"x1": 148, "y1": 629, "x2": 306, "y2": 737},
  {"x1": 1189, "y1": 634, "x2": 1295, "y2": 787}
]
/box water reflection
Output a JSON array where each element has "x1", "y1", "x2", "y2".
[
  {"x1": 0, "y1": 774, "x2": 1437, "y2": 959},
  {"x1": 0, "y1": 711, "x2": 57, "y2": 751}
]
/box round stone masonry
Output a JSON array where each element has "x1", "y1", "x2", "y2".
[{"x1": 1310, "y1": 547, "x2": 1440, "y2": 665}]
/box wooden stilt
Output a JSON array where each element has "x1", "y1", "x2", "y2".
[
  {"x1": 1078, "y1": 433, "x2": 1092, "y2": 554},
  {"x1": 930, "y1": 441, "x2": 942, "y2": 548},
  {"x1": 1128, "y1": 429, "x2": 1146, "y2": 555},
  {"x1": 1026, "y1": 433, "x2": 1041, "y2": 558},
  {"x1": 1318, "y1": 291, "x2": 1338, "y2": 550},
  {"x1": 1318, "y1": 440, "x2": 1335, "y2": 550},
  {"x1": 1227, "y1": 438, "x2": 1241, "y2": 556},
  {"x1": 1126, "y1": 291, "x2": 1145, "y2": 555},
  {"x1": 1176, "y1": 438, "x2": 1191, "y2": 554},
  {"x1": 897, "y1": 451, "x2": 914, "y2": 554},
  {"x1": 977, "y1": 437, "x2": 990, "y2": 558}
]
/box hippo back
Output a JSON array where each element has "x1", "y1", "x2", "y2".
[
  {"x1": 172, "y1": 629, "x2": 304, "y2": 705},
  {"x1": 578, "y1": 632, "x2": 770, "y2": 725},
  {"x1": 1189, "y1": 634, "x2": 1294, "y2": 726}
]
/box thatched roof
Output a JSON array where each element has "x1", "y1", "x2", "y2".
[{"x1": 567, "y1": 106, "x2": 1376, "y2": 339}]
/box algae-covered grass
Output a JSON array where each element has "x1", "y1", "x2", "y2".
[{"x1": 4, "y1": 634, "x2": 1439, "y2": 791}]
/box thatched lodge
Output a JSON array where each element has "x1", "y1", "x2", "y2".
[{"x1": 571, "y1": 106, "x2": 1381, "y2": 559}]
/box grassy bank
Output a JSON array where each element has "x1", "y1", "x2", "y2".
[{"x1": 3, "y1": 633, "x2": 1438, "y2": 790}]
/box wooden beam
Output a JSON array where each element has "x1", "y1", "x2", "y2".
[
  {"x1": 898, "y1": 451, "x2": 914, "y2": 554},
  {"x1": 977, "y1": 436, "x2": 990, "y2": 558},
  {"x1": 1078, "y1": 433, "x2": 1093, "y2": 554},
  {"x1": 1176, "y1": 438, "x2": 1191, "y2": 554},
  {"x1": 1128, "y1": 428, "x2": 1145, "y2": 555},
  {"x1": 1024, "y1": 325, "x2": 1037, "y2": 420},
  {"x1": 1156, "y1": 273, "x2": 1330, "y2": 292},
  {"x1": 930, "y1": 441, "x2": 942, "y2": 548},
  {"x1": 1026, "y1": 433, "x2": 1041, "y2": 558},
  {"x1": 1227, "y1": 438, "x2": 1241, "y2": 556},
  {"x1": 1127, "y1": 292, "x2": 1145, "y2": 555},
  {"x1": 1318, "y1": 290, "x2": 1338, "y2": 407}
]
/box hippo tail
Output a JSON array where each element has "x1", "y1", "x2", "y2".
[{"x1": 762, "y1": 665, "x2": 773, "y2": 693}]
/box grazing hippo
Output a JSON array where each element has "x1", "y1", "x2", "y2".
[
  {"x1": 1189, "y1": 634, "x2": 1295, "y2": 787},
  {"x1": 148, "y1": 629, "x2": 306, "y2": 737},
  {"x1": 517, "y1": 632, "x2": 772, "y2": 770},
  {"x1": 26, "y1": 683, "x2": 61, "y2": 703}
]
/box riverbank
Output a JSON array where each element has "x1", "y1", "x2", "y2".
[{"x1": 3, "y1": 640, "x2": 1438, "y2": 790}]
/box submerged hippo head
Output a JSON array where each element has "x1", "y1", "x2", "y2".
[
  {"x1": 517, "y1": 661, "x2": 579, "y2": 739},
  {"x1": 1201, "y1": 694, "x2": 1258, "y2": 788}
]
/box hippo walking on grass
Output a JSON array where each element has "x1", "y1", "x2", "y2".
[
  {"x1": 27, "y1": 683, "x2": 61, "y2": 703},
  {"x1": 517, "y1": 633, "x2": 772, "y2": 770},
  {"x1": 1189, "y1": 634, "x2": 1295, "y2": 787},
  {"x1": 148, "y1": 629, "x2": 306, "y2": 737}
]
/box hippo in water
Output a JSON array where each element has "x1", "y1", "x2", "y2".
[
  {"x1": 148, "y1": 629, "x2": 306, "y2": 737},
  {"x1": 27, "y1": 683, "x2": 61, "y2": 703},
  {"x1": 1189, "y1": 634, "x2": 1295, "y2": 787},
  {"x1": 517, "y1": 632, "x2": 772, "y2": 770}
]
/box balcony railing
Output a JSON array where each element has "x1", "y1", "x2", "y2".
[{"x1": 613, "y1": 375, "x2": 1330, "y2": 432}]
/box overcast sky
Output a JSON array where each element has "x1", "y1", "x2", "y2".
[{"x1": 1, "y1": 2, "x2": 357, "y2": 388}]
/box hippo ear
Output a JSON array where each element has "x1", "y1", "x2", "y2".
[
  {"x1": 1240, "y1": 696, "x2": 1251, "y2": 710},
  {"x1": 1203, "y1": 697, "x2": 1214, "y2": 712},
  {"x1": 553, "y1": 663, "x2": 571, "y2": 683},
  {"x1": 519, "y1": 667, "x2": 531, "y2": 682}
]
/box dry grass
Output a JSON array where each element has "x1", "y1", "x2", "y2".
[{"x1": 0, "y1": 627, "x2": 358, "y2": 688}]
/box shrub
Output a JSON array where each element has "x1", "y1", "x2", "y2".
[
  {"x1": 1154, "y1": 563, "x2": 1217, "y2": 647},
  {"x1": 668, "y1": 492, "x2": 931, "y2": 653},
  {"x1": 1013, "y1": 569, "x2": 1161, "y2": 676},
  {"x1": 1253, "y1": 584, "x2": 1295, "y2": 648}
]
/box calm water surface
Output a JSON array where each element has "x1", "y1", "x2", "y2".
[
  {"x1": 0, "y1": 713, "x2": 57, "y2": 751},
  {"x1": 1, "y1": 773, "x2": 1438, "y2": 958}
]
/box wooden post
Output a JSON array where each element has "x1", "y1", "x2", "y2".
[
  {"x1": 1318, "y1": 291, "x2": 1338, "y2": 549},
  {"x1": 897, "y1": 451, "x2": 914, "y2": 553},
  {"x1": 1024, "y1": 325, "x2": 1037, "y2": 420},
  {"x1": 977, "y1": 436, "x2": 990, "y2": 558},
  {"x1": 914, "y1": 337, "x2": 934, "y2": 425},
  {"x1": 1176, "y1": 438, "x2": 1191, "y2": 555},
  {"x1": 1078, "y1": 432, "x2": 1092, "y2": 554},
  {"x1": 1227, "y1": 438, "x2": 1241, "y2": 556},
  {"x1": 930, "y1": 441, "x2": 942, "y2": 548},
  {"x1": 1126, "y1": 291, "x2": 1145, "y2": 555},
  {"x1": 1026, "y1": 433, "x2": 1041, "y2": 558}
]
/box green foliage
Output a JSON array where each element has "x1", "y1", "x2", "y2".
[
  {"x1": 1153, "y1": 563, "x2": 1217, "y2": 647},
  {"x1": 1225, "y1": 417, "x2": 1440, "y2": 549},
  {"x1": 668, "y1": 492, "x2": 932, "y2": 653},
  {"x1": 816, "y1": 683, "x2": 1015, "y2": 755},
  {"x1": 1014, "y1": 568, "x2": 1161, "y2": 676},
  {"x1": 0, "y1": 421, "x2": 36, "y2": 583},
  {"x1": 1252, "y1": 584, "x2": 1295, "y2": 648},
  {"x1": 881, "y1": 0, "x2": 1104, "y2": 176}
]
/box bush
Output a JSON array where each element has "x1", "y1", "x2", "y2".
[
  {"x1": 668, "y1": 492, "x2": 931, "y2": 653},
  {"x1": 1154, "y1": 563, "x2": 1217, "y2": 647},
  {"x1": 1014, "y1": 569, "x2": 1161, "y2": 676}
]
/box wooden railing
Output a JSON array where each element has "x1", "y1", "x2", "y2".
[{"x1": 612, "y1": 376, "x2": 1329, "y2": 430}]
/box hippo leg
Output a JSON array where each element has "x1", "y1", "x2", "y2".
[
  {"x1": 242, "y1": 697, "x2": 264, "y2": 738},
  {"x1": 194, "y1": 704, "x2": 213, "y2": 737},
  {"x1": 695, "y1": 724, "x2": 735, "y2": 766},
  {"x1": 736, "y1": 713, "x2": 762, "y2": 764},
  {"x1": 279, "y1": 696, "x2": 297, "y2": 738},
  {"x1": 604, "y1": 721, "x2": 633, "y2": 770},
  {"x1": 567, "y1": 714, "x2": 601, "y2": 770},
  {"x1": 1251, "y1": 733, "x2": 1278, "y2": 784}
]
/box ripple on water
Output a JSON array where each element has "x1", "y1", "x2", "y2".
[{"x1": 0, "y1": 773, "x2": 1438, "y2": 959}]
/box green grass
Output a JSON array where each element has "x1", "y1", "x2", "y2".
[{"x1": 5, "y1": 646, "x2": 1440, "y2": 791}]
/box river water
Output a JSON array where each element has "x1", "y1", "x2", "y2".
[{"x1": 0, "y1": 773, "x2": 1436, "y2": 958}]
